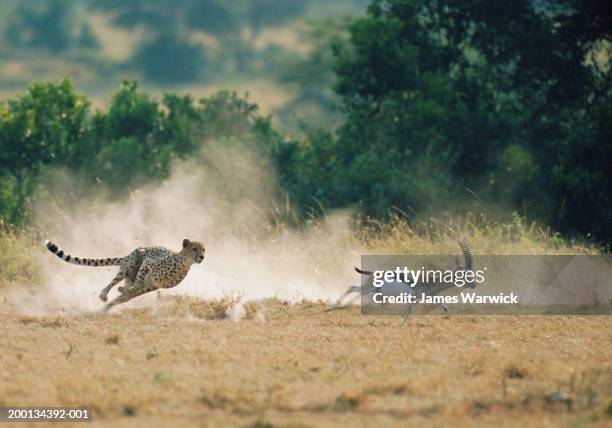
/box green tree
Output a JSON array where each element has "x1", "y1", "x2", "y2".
[
  {"x1": 0, "y1": 79, "x2": 91, "y2": 222},
  {"x1": 327, "y1": 0, "x2": 611, "y2": 241},
  {"x1": 93, "y1": 0, "x2": 310, "y2": 82},
  {"x1": 4, "y1": 0, "x2": 98, "y2": 53},
  {"x1": 0, "y1": 79, "x2": 289, "y2": 223}
]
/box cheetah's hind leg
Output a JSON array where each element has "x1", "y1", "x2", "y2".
[
  {"x1": 116, "y1": 276, "x2": 135, "y2": 294},
  {"x1": 99, "y1": 268, "x2": 128, "y2": 302},
  {"x1": 103, "y1": 288, "x2": 147, "y2": 312},
  {"x1": 103, "y1": 261, "x2": 157, "y2": 312},
  {"x1": 117, "y1": 260, "x2": 153, "y2": 294}
]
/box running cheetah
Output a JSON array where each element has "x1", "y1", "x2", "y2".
[{"x1": 45, "y1": 239, "x2": 205, "y2": 311}]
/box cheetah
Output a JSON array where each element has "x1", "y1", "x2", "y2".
[{"x1": 45, "y1": 239, "x2": 205, "y2": 311}]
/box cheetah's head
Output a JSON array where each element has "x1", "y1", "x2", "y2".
[{"x1": 183, "y1": 239, "x2": 206, "y2": 264}]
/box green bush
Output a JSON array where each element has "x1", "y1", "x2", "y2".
[
  {"x1": 133, "y1": 34, "x2": 207, "y2": 84},
  {"x1": 0, "y1": 0, "x2": 609, "y2": 244},
  {"x1": 0, "y1": 79, "x2": 286, "y2": 223},
  {"x1": 322, "y1": 0, "x2": 611, "y2": 242}
]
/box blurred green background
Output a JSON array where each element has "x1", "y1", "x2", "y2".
[
  {"x1": 0, "y1": 0, "x2": 365, "y2": 130},
  {"x1": 0, "y1": 0, "x2": 610, "y2": 244}
]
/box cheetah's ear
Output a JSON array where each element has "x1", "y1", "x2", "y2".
[{"x1": 182, "y1": 238, "x2": 191, "y2": 248}]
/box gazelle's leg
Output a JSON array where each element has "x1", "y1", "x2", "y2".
[
  {"x1": 336, "y1": 286, "x2": 361, "y2": 305},
  {"x1": 437, "y1": 304, "x2": 449, "y2": 313},
  {"x1": 401, "y1": 304, "x2": 414, "y2": 324},
  {"x1": 326, "y1": 286, "x2": 364, "y2": 311}
]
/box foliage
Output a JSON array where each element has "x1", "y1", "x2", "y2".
[
  {"x1": 0, "y1": 79, "x2": 285, "y2": 223},
  {"x1": 92, "y1": 0, "x2": 309, "y2": 83},
  {"x1": 1, "y1": 0, "x2": 98, "y2": 54},
  {"x1": 321, "y1": 0, "x2": 611, "y2": 241},
  {"x1": 0, "y1": 0, "x2": 610, "y2": 244},
  {"x1": 133, "y1": 33, "x2": 207, "y2": 85},
  {"x1": 0, "y1": 0, "x2": 368, "y2": 87},
  {"x1": 0, "y1": 79, "x2": 91, "y2": 222},
  {"x1": 277, "y1": 18, "x2": 352, "y2": 129}
]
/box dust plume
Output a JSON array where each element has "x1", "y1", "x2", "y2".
[{"x1": 15, "y1": 142, "x2": 362, "y2": 314}]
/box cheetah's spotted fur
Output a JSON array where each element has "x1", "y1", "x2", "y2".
[{"x1": 45, "y1": 239, "x2": 205, "y2": 311}]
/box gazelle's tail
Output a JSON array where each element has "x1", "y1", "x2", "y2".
[
  {"x1": 458, "y1": 240, "x2": 475, "y2": 288},
  {"x1": 45, "y1": 240, "x2": 123, "y2": 267},
  {"x1": 458, "y1": 240, "x2": 473, "y2": 270}
]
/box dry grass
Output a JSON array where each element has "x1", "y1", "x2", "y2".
[
  {"x1": 357, "y1": 213, "x2": 601, "y2": 256},
  {"x1": 1, "y1": 298, "x2": 611, "y2": 427},
  {"x1": 0, "y1": 217, "x2": 610, "y2": 426},
  {"x1": 0, "y1": 224, "x2": 42, "y2": 290}
]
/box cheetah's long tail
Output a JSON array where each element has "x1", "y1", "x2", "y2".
[{"x1": 45, "y1": 240, "x2": 123, "y2": 267}]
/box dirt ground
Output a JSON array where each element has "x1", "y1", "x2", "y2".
[{"x1": 1, "y1": 298, "x2": 611, "y2": 427}]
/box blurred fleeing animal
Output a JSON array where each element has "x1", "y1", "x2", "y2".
[
  {"x1": 331, "y1": 240, "x2": 474, "y2": 321},
  {"x1": 45, "y1": 239, "x2": 205, "y2": 311}
]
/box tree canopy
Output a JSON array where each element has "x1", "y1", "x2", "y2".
[{"x1": 0, "y1": 0, "x2": 610, "y2": 243}]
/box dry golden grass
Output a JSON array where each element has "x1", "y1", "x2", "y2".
[
  {"x1": 357, "y1": 213, "x2": 601, "y2": 256},
  {"x1": 1, "y1": 298, "x2": 611, "y2": 427},
  {"x1": 1, "y1": 217, "x2": 610, "y2": 426},
  {"x1": 0, "y1": 224, "x2": 42, "y2": 290}
]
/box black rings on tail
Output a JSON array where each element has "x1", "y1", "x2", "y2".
[
  {"x1": 458, "y1": 240, "x2": 475, "y2": 288},
  {"x1": 45, "y1": 240, "x2": 73, "y2": 262},
  {"x1": 45, "y1": 240, "x2": 122, "y2": 266},
  {"x1": 458, "y1": 240, "x2": 473, "y2": 271}
]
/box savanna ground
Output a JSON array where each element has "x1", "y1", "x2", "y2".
[
  {"x1": 1, "y1": 218, "x2": 611, "y2": 427},
  {"x1": 1, "y1": 299, "x2": 611, "y2": 427}
]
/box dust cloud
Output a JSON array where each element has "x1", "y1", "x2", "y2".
[{"x1": 16, "y1": 142, "x2": 362, "y2": 314}]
